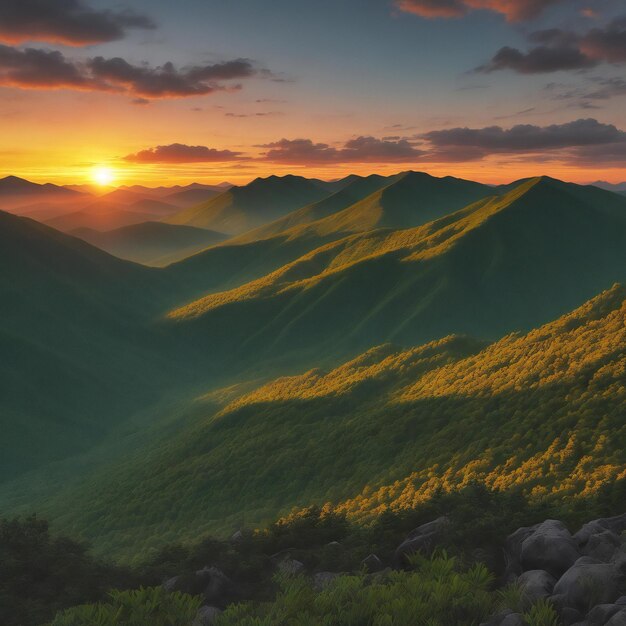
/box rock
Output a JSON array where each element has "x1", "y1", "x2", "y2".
[
  {"x1": 500, "y1": 615, "x2": 525, "y2": 626},
  {"x1": 192, "y1": 606, "x2": 222, "y2": 626},
  {"x1": 574, "y1": 514, "x2": 626, "y2": 548},
  {"x1": 552, "y1": 558, "x2": 624, "y2": 611},
  {"x1": 394, "y1": 516, "x2": 450, "y2": 566},
  {"x1": 582, "y1": 530, "x2": 621, "y2": 562},
  {"x1": 586, "y1": 603, "x2": 622, "y2": 625},
  {"x1": 162, "y1": 575, "x2": 180, "y2": 592},
  {"x1": 312, "y1": 571, "x2": 342, "y2": 591},
  {"x1": 520, "y1": 520, "x2": 580, "y2": 577},
  {"x1": 361, "y1": 554, "x2": 384, "y2": 573},
  {"x1": 617, "y1": 597, "x2": 626, "y2": 606},
  {"x1": 326, "y1": 541, "x2": 342, "y2": 548},
  {"x1": 277, "y1": 558, "x2": 305, "y2": 576},
  {"x1": 607, "y1": 611, "x2": 626, "y2": 626},
  {"x1": 167, "y1": 566, "x2": 238, "y2": 608},
  {"x1": 518, "y1": 569, "x2": 556, "y2": 604},
  {"x1": 480, "y1": 609, "x2": 514, "y2": 626},
  {"x1": 505, "y1": 525, "x2": 539, "y2": 580},
  {"x1": 230, "y1": 530, "x2": 243, "y2": 542},
  {"x1": 560, "y1": 607, "x2": 584, "y2": 626}
]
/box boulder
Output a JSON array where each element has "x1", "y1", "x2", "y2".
[
  {"x1": 607, "y1": 611, "x2": 626, "y2": 626},
  {"x1": 574, "y1": 514, "x2": 626, "y2": 548},
  {"x1": 586, "y1": 603, "x2": 623, "y2": 626},
  {"x1": 505, "y1": 524, "x2": 539, "y2": 579},
  {"x1": 166, "y1": 566, "x2": 238, "y2": 608},
  {"x1": 312, "y1": 571, "x2": 342, "y2": 591},
  {"x1": 193, "y1": 606, "x2": 222, "y2": 626},
  {"x1": 520, "y1": 520, "x2": 580, "y2": 577},
  {"x1": 560, "y1": 607, "x2": 584, "y2": 626},
  {"x1": 230, "y1": 530, "x2": 243, "y2": 543},
  {"x1": 582, "y1": 530, "x2": 621, "y2": 563},
  {"x1": 277, "y1": 558, "x2": 305, "y2": 576},
  {"x1": 552, "y1": 558, "x2": 623, "y2": 611},
  {"x1": 518, "y1": 569, "x2": 556, "y2": 604},
  {"x1": 394, "y1": 516, "x2": 450, "y2": 566},
  {"x1": 500, "y1": 614, "x2": 525, "y2": 626},
  {"x1": 361, "y1": 554, "x2": 384, "y2": 573}
]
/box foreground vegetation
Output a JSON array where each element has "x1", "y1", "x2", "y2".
[{"x1": 3, "y1": 480, "x2": 624, "y2": 626}]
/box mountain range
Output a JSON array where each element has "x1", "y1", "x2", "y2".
[{"x1": 0, "y1": 170, "x2": 624, "y2": 562}]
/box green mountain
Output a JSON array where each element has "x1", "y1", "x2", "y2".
[
  {"x1": 166, "y1": 177, "x2": 626, "y2": 365},
  {"x1": 0, "y1": 210, "x2": 184, "y2": 478},
  {"x1": 24, "y1": 284, "x2": 624, "y2": 559},
  {"x1": 72, "y1": 222, "x2": 228, "y2": 266},
  {"x1": 165, "y1": 175, "x2": 336, "y2": 235}
]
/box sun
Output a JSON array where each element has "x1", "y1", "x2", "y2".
[{"x1": 91, "y1": 166, "x2": 116, "y2": 187}]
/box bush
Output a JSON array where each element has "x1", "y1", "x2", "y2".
[{"x1": 50, "y1": 587, "x2": 202, "y2": 626}]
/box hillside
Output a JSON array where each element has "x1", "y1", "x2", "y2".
[
  {"x1": 73, "y1": 222, "x2": 227, "y2": 266},
  {"x1": 166, "y1": 177, "x2": 626, "y2": 365},
  {"x1": 0, "y1": 210, "x2": 185, "y2": 479},
  {"x1": 27, "y1": 284, "x2": 625, "y2": 558},
  {"x1": 165, "y1": 175, "x2": 336, "y2": 235},
  {"x1": 44, "y1": 204, "x2": 152, "y2": 232}
]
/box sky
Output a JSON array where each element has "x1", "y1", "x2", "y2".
[{"x1": 1, "y1": 0, "x2": 626, "y2": 186}]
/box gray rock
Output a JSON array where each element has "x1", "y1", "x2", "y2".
[
  {"x1": 606, "y1": 610, "x2": 626, "y2": 626},
  {"x1": 193, "y1": 606, "x2": 222, "y2": 626},
  {"x1": 582, "y1": 530, "x2": 622, "y2": 562},
  {"x1": 616, "y1": 597, "x2": 626, "y2": 606},
  {"x1": 480, "y1": 609, "x2": 514, "y2": 626},
  {"x1": 394, "y1": 516, "x2": 450, "y2": 565},
  {"x1": 162, "y1": 575, "x2": 180, "y2": 592},
  {"x1": 586, "y1": 603, "x2": 622, "y2": 626},
  {"x1": 361, "y1": 554, "x2": 384, "y2": 573},
  {"x1": 312, "y1": 571, "x2": 342, "y2": 591},
  {"x1": 518, "y1": 569, "x2": 556, "y2": 604},
  {"x1": 520, "y1": 520, "x2": 580, "y2": 577},
  {"x1": 230, "y1": 530, "x2": 243, "y2": 542},
  {"x1": 500, "y1": 614, "x2": 525, "y2": 626},
  {"x1": 167, "y1": 566, "x2": 238, "y2": 608},
  {"x1": 561, "y1": 607, "x2": 584, "y2": 626},
  {"x1": 552, "y1": 559, "x2": 623, "y2": 611},
  {"x1": 574, "y1": 514, "x2": 626, "y2": 547},
  {"x1": 277, "y1": 558, "x2": 305, "y2": 576}
]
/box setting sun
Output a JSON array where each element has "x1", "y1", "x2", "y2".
[{"x1": 91, "y1": 166, "x2": 115, "y2": 186}]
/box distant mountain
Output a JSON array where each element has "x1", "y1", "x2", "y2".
[
  {"x1": 44, "y1": 204, "x2": 152, "y2": 232},
  {"x1": 163, "y1": 187, "x2": 222, "y2": 208},
  {"x1": 591, "y1": 180, "x2": 626, "y2": 193},
  {"x1": 27, "y1": 284, "x2": 625, "y2": 557},
  {"x1": 168, "y1": 177, "x2": 626, "y2": 363},
  {"x1": 73, "y1": 222, "x2": 228, "y2": 266},
  {"x1": 165, "y1": 174, "x2": 336, "y2": 234},
  {"x1": 0, "y1": 176, "x2": 86, "y2": 212}
]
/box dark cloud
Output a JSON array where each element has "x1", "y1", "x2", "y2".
[
  {"x1": 395, "y1": 0, "x2": 563, "y2": 22},
  {"x1": 477, "y1": 45, "x2": 597, "y2": 73},
  {"x1": 0, "y1": 46, "x2": 266, "y2": 98},
  {"x1": 124, "y1": 144, "x2": 242, "y2": 163},
  {"x1": 0, "y1": 44, "x2": 88, "y2": 89},
  {"x1": 478, "y1": 16, "x2": 626, "y2": 73},
  {"x1": 261, "y1": 136, "x2": 425, "y2": 163},
  {"x1": 424, "y1": 118, "x2": 624, "y2": 151},
  {"x1": 0, "y1": 0, "x2": 155, "y2": 46}
]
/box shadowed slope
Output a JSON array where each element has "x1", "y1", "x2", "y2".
[
  {"x1": 0, "y1": 211, "x2": 183, "y2": 478},
  {"x1": 73, "y1": 222, "x2": 228, "y2": 266}
]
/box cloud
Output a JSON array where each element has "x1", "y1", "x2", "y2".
[
  {"x1": 478, "y1": 16, "x2": 626, "y2": 73},
  {"x1": 124, "y1": 144, "x2": 242, "y2": 163},
  {"x1": 0, "y1": 0, "x2": 155, "y2": 46},
  {"x1": 0, "y1": 46, "x2": 266, "y2": 98},
  {"x1": 0, "y1": 44, "x2": 88, "y2": 89},
  {"x1": 261, "y1": 136, "x2": 425, "y2": 163},
  {"x1": 421, "y1": 118, "x2": 626, "y2": 163},
  {"x1": 395, "y1": 0, "x2": 563, "y2": 22}
]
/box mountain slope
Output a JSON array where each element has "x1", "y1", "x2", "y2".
[
  {"x1": 165, "y1": 175, "x2": 335, "y2": 235},
  {"x1": 166, "y1": 177, "x2": 626, "y2": 365},
  {"x1": 0, "y1": 210, "x2": 183, "y2": 478},
  {"x1": 27, "y1": 284, "x2": 625, "y2": 558},
  {"x1": 73, "y1": 222, "x2": 228, "y2": 266}
]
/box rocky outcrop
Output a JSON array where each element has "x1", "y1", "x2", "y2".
[
  {"x1": 192, "y1": 605, "x2": 222, "y2": 626},
  {"x1": 163, "y1": 566, "x2": 239, "y2": 608},
  {"x1": 394, "y1": 516, "x2": 450, "y2": 566}
]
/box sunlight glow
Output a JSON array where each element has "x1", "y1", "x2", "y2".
[{"x1": 91, "y1": 166, "x2": 116, "y2": 186}]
